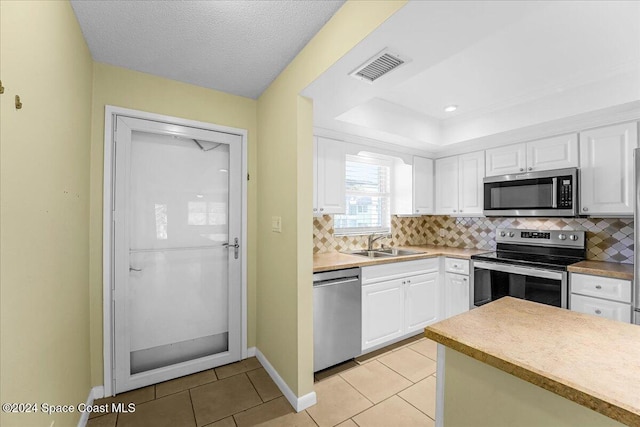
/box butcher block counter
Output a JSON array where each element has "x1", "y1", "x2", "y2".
[
  {"x1": 425, "y1": 297, "x2": 639, "y2": 426},
  {"x1": 313, "y1": 245, "x2": 489, "y2": 272}
]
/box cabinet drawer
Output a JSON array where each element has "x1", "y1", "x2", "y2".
[
  {"x1": 570, "y1": 294, "x2": 631, "y2": 323},
  {"x1": 445, "y1": 258, "x2": 469, "y2": 275},
  {"x1": 362, "y1": 258, "x2": 438, "y2": 284},
  {"x1": 570, "y1": 273, "x2": 631, "y2": 303}
]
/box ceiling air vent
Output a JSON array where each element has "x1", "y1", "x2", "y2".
[{"x1": 350, "y1": 49, "x2": 409, "y2": 83}]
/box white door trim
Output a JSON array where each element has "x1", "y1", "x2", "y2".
[{"x1": 102, "y1": 105, "x2": 248, "y2": 396}]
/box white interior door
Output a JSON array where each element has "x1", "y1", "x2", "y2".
[{"x1": 113, "y1": 116, "x2": 242, "y2": 393}]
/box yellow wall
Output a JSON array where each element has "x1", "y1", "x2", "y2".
[
  {"x1": 88, "y1": 63, "x2": 258, "y2": 385},
  {"x1": 0, "y1": 1, "x2": 94, "y2": 426},
  {"x1": 256, "y1": 0, "x2": 407, "y2": 396},
  {"x1": 444, "y1": 348, "x2": 624, "y2": 426}
]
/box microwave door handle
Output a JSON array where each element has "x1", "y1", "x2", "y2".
[{"x1": 551, "y1": 177, "x2": 558, "y2": 208}]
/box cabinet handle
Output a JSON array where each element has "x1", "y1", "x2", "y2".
[
  {"x1": 520, "y1": 168, "x2": 524, "y2": 172},
  {"x1": 407, "y1": 280, "x2": 411, "y2": 284},
  {"x1": 313, "y1": 208, "x2": 317, "y2": 212},
  {"x1": 402, "y1": 281, "x2": 406, "y2": 285},
  {"x1": 528, "y1": 167, "x2": 533, "y2": 171},
  {"x1": 583, "y1": 207, "x2": 588, "y2": 212},
  {"x1": 415, "y1": 209, "x2": 419, "y2": 213},
  {"x1": 320, "y1": 208, "x2": 324, "y2": 212},
  {"x1": 595, "y1": 285, "x2": 602, "y2": 289},
  {"x1": 453, "y1": 209, "x2": 457, "y2": 213},
  {"x1": 463, "y1": 278, "x2": 468, "y2": 281},
  {"x1": 595, "y1": 309, "x2": 602, "y2": 315},
  {"x1": 459, "y1": 209, "x2": 463, "y2": 212}
]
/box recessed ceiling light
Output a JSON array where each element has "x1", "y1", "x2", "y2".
[{"x1": 444, "y1": 105, "x2": 458, "y2": 112}]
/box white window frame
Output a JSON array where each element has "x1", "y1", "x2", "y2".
[{"x1": 334, "y1": 155, "x2": 391, "y2": 236}]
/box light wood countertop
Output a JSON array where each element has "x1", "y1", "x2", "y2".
[
  {"x1": 313, "y1": 245, "x2": 490, "y2": 273},
  {"x1": 568, "y1": 260, "x2": 634, "y2": 281},
  {"x1": 425, "y1": 297, "x2": 640, "y2": 426}
]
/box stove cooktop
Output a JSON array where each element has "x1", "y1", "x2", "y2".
[{"x1": 471, "y1": 250, "x2": 583, "y2": 271}]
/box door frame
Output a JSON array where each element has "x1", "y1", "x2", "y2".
[{"x1": 102, "y1": 105, "x2": 248, "y2": 396}]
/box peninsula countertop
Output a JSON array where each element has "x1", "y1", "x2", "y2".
[
  {"x1": 425, "y1": 297, "x2": 640, "y2": 425},
  {"x1": 313, "y1": 245, "x2": 490, "y2": 273}
]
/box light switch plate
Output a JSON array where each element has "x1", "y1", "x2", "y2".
[
  {"x1": 271, "y1": 216, "x2": 282, "y2": 233},
  {"x1": 439, "y1": 228, "x2": 446, "y2": 237}
]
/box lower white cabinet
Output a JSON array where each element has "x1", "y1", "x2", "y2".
[
  {"x1": 570, "y1": 294, "x2": 631, "y2": 323},
  {"x1": 569, "y1": 273, "x2": 632, "y2": 323},
  {"x1": 362, "y1": 279, "x2": 405, "y2": 349},
  {"x1": 405, "y1": 272, "x2": 439, "y2": 333},
  {"x1": 444, "y1": 272, "x2": 469, "y2": 318},
  {"x1": 362, "y1": 260, "x2": 439, "y2": 351}
]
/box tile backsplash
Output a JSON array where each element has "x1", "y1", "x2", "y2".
[{"x1": 313, "y1": 215, "x2": 634, "y2": 264}]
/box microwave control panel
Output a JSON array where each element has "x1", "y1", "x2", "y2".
[{"x1": 558, "y1": 177, "x2": 572, "y2": 208}]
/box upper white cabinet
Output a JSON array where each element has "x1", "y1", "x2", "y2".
[
  {"x1": 485, "y1": 143, "x2": 526, "y2": 176},
  {"x1": 392, "y1": 156, "x2": 434, "y2": 216},
  {"x1": 485, "y1": 134, "x2": 578, "y2": 177},
  {"x1": 413, "y1": 156, "x2": 434, "y2": 214},
  {"x1": 314, "y1": 136, "x2": 346, "y2": 215},
  {"x1": 435, "y1": 151, "x2": 484, "y2": 215},
  {"x1": 579, "y1": 122, "x2": 638, "y2": 216},
  {"x1": 527, "y1": 134, "x2": 578, "y2": 172}
]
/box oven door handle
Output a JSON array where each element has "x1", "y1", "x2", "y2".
[
  {"x1": 473, "y1": 261, "x2": 563, "y2": 281},
  {"x1": 551, "y1": 177, "x2": 558, "y2": 208}
]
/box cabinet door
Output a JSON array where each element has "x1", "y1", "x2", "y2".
[
  {"x1": 435, "y1": 156, "x2": 459, "y2": 214},
  {"x1": 405, "y1": 272, "x2": 439, "y2": 333},
  {"x1": 485, "y1": 143, "x2": 526, "y2": 177},
  {"x1": 570, "y1": 294, "x2": 631, "y2": 323},
  {"x1": 312, "y1": 137, "x2": 319, "y2": 216},
  {"x1": 391, "y1": 158, "x2": 414, "y2": 215},
  {"x1": 458, "y1": 151, "x2": 485, "y2": 215},
  {"x1": 362, "y1": 279, "x2": 405, "y2": 350},
  {"x1": 316, "y1": 137, "x2": 346, "y2": 214},
  {"x1": 579, "y1": 122, "x2": 638, "y2": 215},
  {"x1": 526, "y1": 134, "x2": 578, "y2": 172},
  {"x1": 445, "y1": 272, "x2": 470, "y2": 319},
  {"x1": 413, "y1": 156, "x2": 434, "y2": 214}
]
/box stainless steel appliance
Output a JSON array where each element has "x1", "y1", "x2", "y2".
[
  {"x1": 471, "y1": 228, "x2": 586, "y2": 309},
  {"x1": 634, "y1": 149, "x2": 640, "y2": 325},
  {"x1": 483, "y1": 168, "x2": 578, "y2": 217},
  {"x1": 313, "y1": 267, "x2": 361, "y2": 372}
]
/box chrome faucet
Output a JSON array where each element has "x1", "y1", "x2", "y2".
[{"x1": 367, "y1": 233, "x2": 391, "y2": 251}]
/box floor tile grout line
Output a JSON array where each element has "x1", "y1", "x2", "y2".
[
  {"x1": 245, "y1": 369, "x2": 267, "y2": 403},
  {"x1": 336, "y1": 373, "x2": 376, "y2": 407},
  {"x1": 396, "y1": 393, "x2": 436, "y2": 422},
  {"x1": 187, "y1": 389, "x2": 198, "y2": 427},
  {"x1": 337, "y1": 360, "x2": 416, "y2": 404}
]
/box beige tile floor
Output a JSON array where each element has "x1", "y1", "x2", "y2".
[{"x1": 89, "y1": 334, "x2": 437, "y2": 426}]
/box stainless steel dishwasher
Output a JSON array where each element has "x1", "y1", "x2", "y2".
[{"x1": 313, "y1": 267, "x2": 362, "y2": 372}]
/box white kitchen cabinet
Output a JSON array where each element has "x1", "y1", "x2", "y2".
[
  {"x1": 444, "y1": 272, "x2": 470, "y2": 319},
  {"x1": 485, "y1": 134, "x2": 578, "y2": 177},
  {"x1": 315, "y1": 136, "x2": 346, "y2": 215},
  {"x1": 362, "y1": 278, "x2": 405, "y2": 349},
  {"x1": 391, "y1": 156, "x2": 434, "y2": 216},
  {"x1": 579, "y1": 122, "x2": 638, "y2": 216},
  {"x1": 570, "y1": 294, "x2": 631, "y2": 323},
  {"x1": 405, "y1": 272, "x2": 439, "y2": 333},
  {"x1": 485, "y1": 143, "x2": 526, "y2": 177},
  {"x1": 526, "y1": 134, "x2": 578, "y2": 172},
  {"x1": 435, "y1": 151, "x2": 484, "y2": 215},
  {"x1": 362, "y1": 259, "x2": 440, "y2": 351},
  {"x1": 413, "y1": 156, "x2": 434, "y2": 214},
  {"x1": 435, "y1": 156, "x2": 459, "y2": 215},
  {"x1": 569, "y1": 273, "x2": 632, "y2": 323}
]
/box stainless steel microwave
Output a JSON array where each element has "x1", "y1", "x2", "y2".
[{"x1": 483, "y1": 168, "x2": 578, "y2": 217}]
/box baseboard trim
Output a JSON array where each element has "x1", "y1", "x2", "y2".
[
  {"x1": 247, "y1": 346, "x2": 257, "y2": 357},
  {"x1": 77, "y1": 386, "x2": 104, "y2": 427},
  {"x1": 254, "y1": 348, "x2": 317, "y2": 412}
]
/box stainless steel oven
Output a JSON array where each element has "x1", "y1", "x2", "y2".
[
  {"x1": 472, "y1": 261, "x2": 568, "y2": 308},
  {"x1": 471, "y1": 228, "x2": 585, "y2": 309},
  {"x1": 483, "y1": 168, "x2": 578, "y2": 217}
]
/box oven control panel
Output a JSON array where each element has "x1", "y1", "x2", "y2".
[{"x1": 496, "y1": 228, "x2": 585, "y2": 248}]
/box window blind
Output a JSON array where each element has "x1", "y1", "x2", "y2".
[{"x1": 334, "y1": 155, "x2": 391, "y2": 235}]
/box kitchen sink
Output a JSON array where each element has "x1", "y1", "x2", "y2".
[
  {"x1": 375, "y1": 248, "x2": 424, "y2": 256},
  {"x1": 346, "y1": 250, "x2": 395, "y2": 258},
  {"x1": 345, "y1": 248, "x2": 424, "y2": 258}
]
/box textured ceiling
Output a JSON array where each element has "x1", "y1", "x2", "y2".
[{"x1": 70, "y1": 0, "x2": 345, "y2": 99}]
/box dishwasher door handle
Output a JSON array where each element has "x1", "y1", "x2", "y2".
[{"x1": 313, "y1": 277, "x2": 360, "y2": 288}]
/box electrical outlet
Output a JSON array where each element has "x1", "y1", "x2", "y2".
[{"x1": 439, "y1": 228, "x2": 446, "y2": 237}]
